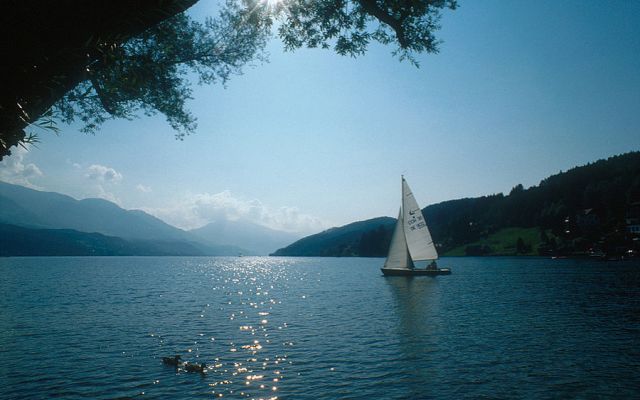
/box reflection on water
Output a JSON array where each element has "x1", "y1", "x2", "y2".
[
  {"x1": 385, "y1": 276, "x2": 442, "y2": 399},
  {"x1": 0, "y1": 256, "x2": 639, "y2": 399},
  {"x1": 386, "y1": 276, "x2": 441, "y2": 339}
]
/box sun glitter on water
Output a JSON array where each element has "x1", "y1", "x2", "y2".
[{"x1": 262, "y1": 0, "x2": 283, "y2": 9}]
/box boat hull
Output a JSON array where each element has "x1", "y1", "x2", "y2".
[{"x1": 381, "y1": 268, "x2": 451, "y2": 276}]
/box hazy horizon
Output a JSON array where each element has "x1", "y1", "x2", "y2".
[{"x1": 1, "y1": 0, "x2": 638, "y2": 234}]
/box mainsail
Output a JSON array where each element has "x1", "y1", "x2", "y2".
[{"x1": 401, "y1": 177, "x2": 439, "y2": 261}]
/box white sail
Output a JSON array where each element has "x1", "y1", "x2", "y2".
[
  {"x1": 402, "y1": 177, "x2": 438, "y2": 261},
  {"x1": 383, "y1": 209, "x2": 414, "y2": 269}
]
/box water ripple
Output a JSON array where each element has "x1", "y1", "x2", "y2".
[{"x1": 0, "y1": 256, "x2": 639, "y2": 399}]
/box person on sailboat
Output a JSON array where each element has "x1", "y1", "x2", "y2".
[{"x1": 427, "y1": 261, "x2": 438, "y2": 270}]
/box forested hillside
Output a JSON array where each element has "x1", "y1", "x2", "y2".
[
  {"x1": 274, "y1": 152, "x2": 640, "y2": 258},
  {"x1": 271, "y1": 217, "x2": 395, "y2": 257}
]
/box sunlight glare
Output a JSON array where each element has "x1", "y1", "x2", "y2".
[{"x1": 262, "y1": 0, "x2": 283, "y2": 9}]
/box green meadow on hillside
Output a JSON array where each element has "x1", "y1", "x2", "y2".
[{"x1": 443, "y1": 227, "x2": 551, "y2": 256}]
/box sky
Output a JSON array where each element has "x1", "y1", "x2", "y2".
[{"x1": 1, "y1": 0, "x2": 639, "y2": 234}]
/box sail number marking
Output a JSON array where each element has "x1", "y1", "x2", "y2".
[{"x1": 406, "y1": 214, "x2": 423, "y2": 226}]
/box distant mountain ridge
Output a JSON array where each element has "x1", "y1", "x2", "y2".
[
  {"x1": 0, "y1": 180, "x2": 305, "y2": 256},
  {"x1": 274, "y1": 152, "x2": 640, "y2": 258},
  {"x1": 190, "y1": 219, "x2": 301, "y2": 255},
  {"x1": 0, "y1": 181, "x2": 188, "y2": 241},
  {"x1": 0, "y1": 223, "x2": 215, "y2": 256},
  {"x1": 0, "y1": 181, "x2": 247, "y2": 256}
]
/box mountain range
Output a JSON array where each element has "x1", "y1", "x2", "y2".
[
  {"x1": 0, "y1": 181, "x2": 294, "y2": 256},
  {"x1": 3, "y1": 151, "x2": 639, "y2": 258}
]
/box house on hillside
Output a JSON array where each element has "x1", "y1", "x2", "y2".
[
  {"x1": 626, "y1": 202, "x2": 640, "y2": 235},
  {"x1": 576, "y1": 208, "x2": 601, "y2": 232}
]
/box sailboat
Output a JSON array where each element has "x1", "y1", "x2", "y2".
[{"x1": 381, "y1": 176, "x2": 451, "y2": 276}]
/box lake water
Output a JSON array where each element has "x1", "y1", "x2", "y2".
[{"x1": 1, "y1": 256, "x2": 639, "y2": 399}]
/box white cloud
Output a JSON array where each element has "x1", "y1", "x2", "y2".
[
  {"x1": 144, "y1": 190, "x2": 326, "y2": 233},
  {"x1": 136, "y1": 184, "x2": 152, "y2": 193},
  {"x1": 92, "y1": 184, "x2": 121, "y2": 205},
  {"x1": 86, "y1": 164, "x2": 123, "y2": 183},
  {"x1": 75, "y1": 164, "x2": 123, "y2": 204},
  {"x1": 0, "y1": 146, "x2": 43, "y2": 188}
]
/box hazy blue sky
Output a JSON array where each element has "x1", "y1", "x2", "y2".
[{"x1": 1, "y1": 0, "x2": 638, "y2": 233}]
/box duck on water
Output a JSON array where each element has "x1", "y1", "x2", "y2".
[
  {"x1": 162, "y1": 355, "x2": 207, "y2": 373},
  {"x1": 162, "y1": 355, "x2": 182, "y2": 366},
  {"x1": 184, "y1": 362, "x2": 207, "y2": 373}
]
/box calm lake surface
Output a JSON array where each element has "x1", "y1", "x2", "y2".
[{"x1": 1, "y1": 256, "x2": 639, "y2": 399}]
